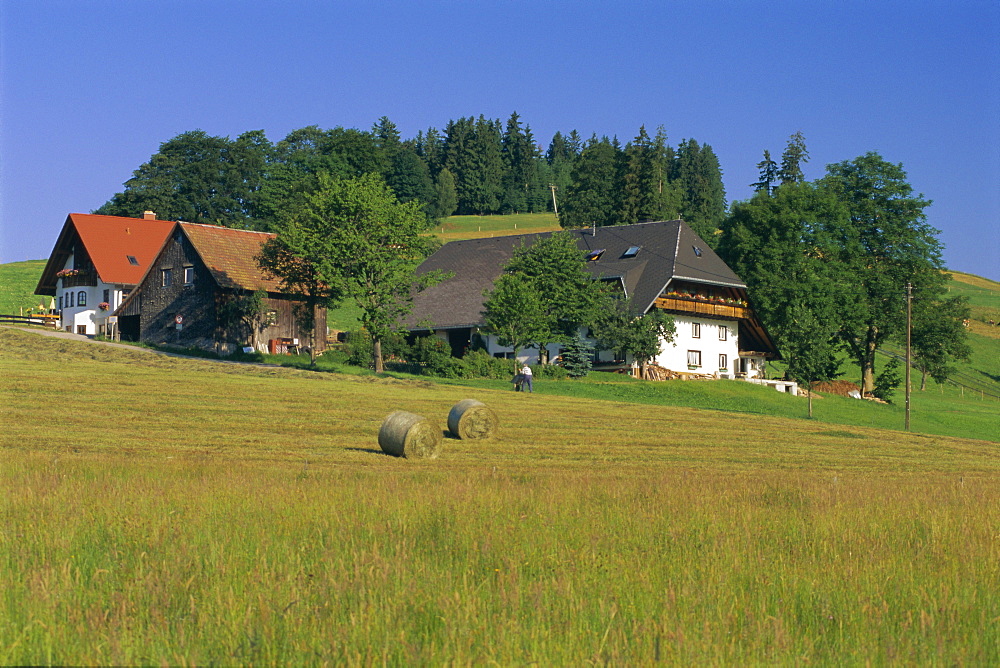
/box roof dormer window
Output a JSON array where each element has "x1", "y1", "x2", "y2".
[
  {"x1": 127, "y1": 255, "x2": 139, "y2": 266},
  {"x1": 585, "y1": 249, "x2": 606, "y2": 262},
  {"x1": 692, "y1": 246, "x2": 703, "y2": 257},
  {"x1": 623, "y1": 245, "x2": 641, "y2": 258}
]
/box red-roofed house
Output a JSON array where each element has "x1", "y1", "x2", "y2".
[
  {"x1": 114, "y1": 222, "x2": 326, "y2": 354},
  {"x1": 35, "y1": 212, "x2": 175, "y2": 335}
]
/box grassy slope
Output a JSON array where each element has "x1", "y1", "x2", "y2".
[
  {"x1": 2, "y1": 327, "x2": 999, "y2": 664},
  {"x1": 0, "y1": 260, "x2": 47, "y2": 314}
]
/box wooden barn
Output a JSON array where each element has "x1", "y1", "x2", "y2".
[{"x1": 114, "y1": 222, "x2": 326, "y2": 355}]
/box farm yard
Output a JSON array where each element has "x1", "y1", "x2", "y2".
[{"x1": 2, "y1": 327, "x2": 999, "y2": 665}]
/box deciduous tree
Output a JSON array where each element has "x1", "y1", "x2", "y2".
[
  {"x1": 821, "y1": 152, "x2": 943, "y2": 393},
  {"x1": 260, "y1": 172, "x2": 442, "y2": 372}
]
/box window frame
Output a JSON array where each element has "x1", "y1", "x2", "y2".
[
  {"x1": 719, "y1": 354, "x2": 728, "y2": 370},
  {"x1": 183, "y1": 266, "x2": 195, "y2": 286},
  {"x1": 692, "y1": 322, "x2": 701, "y2": 338},
  {"x1": 161, "y1": 268, "x2": 173, "y2": 288},
  {"x1": 719, "y1": 325, "x2": 728, "y2": 341},
  {"x1": 77, "y1": 291, "x2": 87, "y2": 307},
  {"x1": 687, "y1": 350, "x2": 702, "y2": 367}
]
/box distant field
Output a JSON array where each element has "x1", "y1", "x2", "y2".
[
  {"x1": 2, "y1": 327, "x2": 1000, "y2": 664},
  {"x1": 434, "y1": 212, "x2": 561, "y2": 241},
  {"x1": 949, "y1": 270, "x2": 1000, "y2": 339}
]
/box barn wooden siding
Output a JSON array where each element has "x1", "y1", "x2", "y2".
[{"x1": 126, "y1": 231, "x2": 326, "y2": 353}]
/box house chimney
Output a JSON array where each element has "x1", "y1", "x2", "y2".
[{"x1": 142, "y1": 210, "x2": 157, "y2": 220}]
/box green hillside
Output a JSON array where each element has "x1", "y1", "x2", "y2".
[{"x1": 0, "y1": 260, "x2": 47, "y2": 315}]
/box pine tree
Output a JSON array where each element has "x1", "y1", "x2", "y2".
[
  {"x1": 751, "y1": 149, "x2": 779, "y2": 196},
  {"x1": 501, "y1": 112, "x2": 533, "y2": 213},
  {"x1": 561, "y1": 135, "x2": 622, "y2": 228},
  {"x1": 778, "y1": 131, "x2": 809, "y2": 185},
  {"x1": 673, "y1": 139, "x2": 727, "y2": 243}
]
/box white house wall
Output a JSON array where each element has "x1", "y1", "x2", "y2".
[
  {"x1": 56, "y1": 255, "x2": 128, "y2": 335},
  {"x1": 655, "y1": 315, "x2": 741, "y2": 377}
]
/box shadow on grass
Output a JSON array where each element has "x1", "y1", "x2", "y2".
[{"x1": 345, "y1": 447, "x2": 393, "y2": 456}]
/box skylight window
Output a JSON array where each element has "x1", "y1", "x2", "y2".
[
  {"x1": 585, "y1": 249, "x2": 606, "y2": 262},
  {"x1": 692, "y1": 246, "x2": 703, "y2": 257},
  {"x1": 127, "y1": 255, "x2": 139, "y2": 266},
  {"x1": 623, "y1": 245, "x2": 641, "y2": 258}
]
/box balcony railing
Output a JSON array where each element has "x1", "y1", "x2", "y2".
[
  {"x1": 60, "y1": 270, "x2": 98, "y2": 288},
  {"x1": 654, "y1": 296, "x2": 751, "y2": 320}
]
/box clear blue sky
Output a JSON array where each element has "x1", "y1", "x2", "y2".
[{"x1": 2, "y1": 0, "x2": 998, "y2": 280}]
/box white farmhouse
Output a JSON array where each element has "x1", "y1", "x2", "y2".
[
  {"x1": 35, "y1": 212, "x2": 174, "y2": 335},
  {"x1": 406, "y1": 220, "x2": 779, "y2": 380}
]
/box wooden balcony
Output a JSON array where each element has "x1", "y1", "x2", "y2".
[
  {"x1": 654, "y1": 296, "x2": 751, "y2": 320},
  {"x1": 60, "y1": 270, "x2": 98, "y2": 288}
]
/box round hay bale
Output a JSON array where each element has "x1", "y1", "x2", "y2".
[
  {"x1": 447, "y1": 399, "x2": 499, "y2": 440},
  {"x1": 378, "y1": 411, "x2": 441, "y2": 459}
]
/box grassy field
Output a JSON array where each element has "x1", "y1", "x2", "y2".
[
  {"x1": 434, "y1": 212, "x2": 561, "y2": 241},
  {"x1": 2, "y1": 327, "x2": 1000, "y2": 664}
]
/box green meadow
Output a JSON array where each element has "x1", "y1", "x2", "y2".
[
  {"x1": 434, "y1": 212, "x2": 560, "y2": 241},
  {"x1": 2, "y1": 327, "x2": 999, "y2": 665}
]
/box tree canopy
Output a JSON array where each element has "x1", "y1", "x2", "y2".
[{"x1": 259, "y1": 172, "x2": 442, "y2": 372}]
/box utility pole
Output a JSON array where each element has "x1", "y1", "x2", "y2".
[
  {"x1": 549, "y1": 184, "x2": 558, "y2": 218},
  {"x1": 905, "y1": 282, "x2": 912, "y2": 431}
]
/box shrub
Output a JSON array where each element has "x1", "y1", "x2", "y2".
[
  {"x1": 346, "y1": 330, "x2": 373, "y2": 368},
  {"x1": 461, "y1": 349, "x2": 514, "y2": 380},
  {"x1": 873, "y1": 357, "x2": 903, "y2": 402},
  {"x1": 536, "y1": 364, "x2": 569, "y2": 380},
  {"x1": 410, "y1": 336, "x2": 466, "y2": 378}
]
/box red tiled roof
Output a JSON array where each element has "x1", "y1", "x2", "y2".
[
  {"x1": 36, "y1": 213, "x2": 175, "y2": 294},
  {"x1": 179, "y1": 223, "x2": 282, "y2": 292}
]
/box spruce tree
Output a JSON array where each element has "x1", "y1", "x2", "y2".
[
  {"x1": 751, "y1": 149, "x2": 779, "y2": 195},
  {"x1": 778, "y1": 131, "x2": 809, "y2": 185},
  {"x1": 673, "y1": 139, "x2": 727, "y2": 243},
  {"x1": 560, "y1": 135, "x2": 622, "y2": 228}
]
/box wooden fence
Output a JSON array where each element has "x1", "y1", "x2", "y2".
[{"x1": 0, "y1": 314, "x2": 60, "y2": 328}]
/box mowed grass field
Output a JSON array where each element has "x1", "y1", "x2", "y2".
[
  {"x1": 2, "y1": 327, "x2": 999, "y2": 665},
  {"x1": 434, "y1": 212, "x2": 561, "y2": 241}
]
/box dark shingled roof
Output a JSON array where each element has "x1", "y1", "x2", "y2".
[{"x1": 407, "y1": 219, "x2": 746, "y2": 330}]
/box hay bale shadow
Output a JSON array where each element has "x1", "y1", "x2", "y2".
[{"x1": 345, "y1": 447, "x2": 393, "y2": 456}]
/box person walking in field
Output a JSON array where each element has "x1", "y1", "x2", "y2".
[{"x1": 520, "y1": 363, "x2": 533, "y2": 393}]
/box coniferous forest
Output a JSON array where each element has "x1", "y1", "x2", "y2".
[{"x1": 94, "y1": 114, "x2": 727, "y2": 243}]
